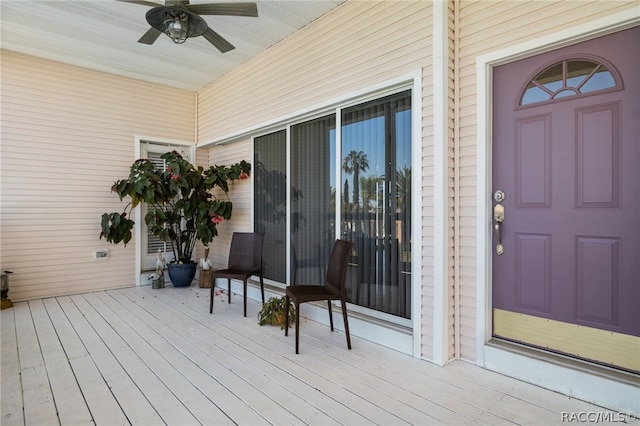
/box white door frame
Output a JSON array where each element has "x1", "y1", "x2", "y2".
[
  {"x1": 475, "y1": 9, "x2": 640, "y2": 414},
  {"x1": 134, "y1": 136, "x2": 195, "y2": 286}
]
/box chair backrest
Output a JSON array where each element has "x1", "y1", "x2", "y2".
[
  {"x1": 228, "y1": 232, "x2": 265, "y2": 271},
  {"x1": 324, "y1": 239, "x2": 353, "y2": 292}
]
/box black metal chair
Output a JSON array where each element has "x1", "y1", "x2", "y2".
[
  {"x1": 210, "y1": 232, "x2": 265, "y2": 317},
  {"x1": 285, "y1": 239, "x2": 353, "y2": 354}
]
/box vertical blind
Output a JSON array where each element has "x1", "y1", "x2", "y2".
[
  {"x1": 252, "y1": 90, "x2": 411, "y2": 319},
  {"x1": 254, "y1": 130, "x2": 287, "y2": 282},
  {"x1": 290, "y1": 115, "x2": 336, "y2": 285},
  {"x1": 341, "y1": 91, "x2": 412, "y2": 318}
]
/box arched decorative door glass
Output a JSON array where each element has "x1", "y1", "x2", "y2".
[{"x1": 519, "y1": 57, "x2": 621, "y2": 106}]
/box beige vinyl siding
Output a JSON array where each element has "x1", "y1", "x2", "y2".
[
  {"x1": 1, "y1": 50, "x2": 195, "y2": 301},
  {"x1": 197, "y1": 1, "x2": 431, "y2": 142},
  {"x1": 455, "y1": 0, "x2": 638, "y2": 362},
  {"x1": 420, "y1": 65, "x2": 435, "y2": 360},
  {"x1": 201, "y1": 140, "x2": 254, "y2": 269}
]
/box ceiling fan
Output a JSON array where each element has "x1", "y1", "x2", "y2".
[{"x1": 121, "y1": 0, "x2": 258, "y2": 52}]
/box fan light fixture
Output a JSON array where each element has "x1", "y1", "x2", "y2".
[
  {"x1": 137, "y1": 2, "x2": 259, "y2": 52},
  {"x1": 164, "y1": 15, "x2": 189, "y2": 44}
]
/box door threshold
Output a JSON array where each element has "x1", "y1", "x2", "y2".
[
  {"x1": 487, "y1": 338, "x2": 639, "y2": 388},
  {"x1": 483, "y1": 339, "x2": 639, "y2": 413}
]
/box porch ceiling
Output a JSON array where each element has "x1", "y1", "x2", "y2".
[{"x1": 0, "y1": 0, "x2": 345, "y2": 91}]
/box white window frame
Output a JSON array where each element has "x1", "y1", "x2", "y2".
[{"x1": 134, "y1": 136, "x2": 195, "y2": 286}]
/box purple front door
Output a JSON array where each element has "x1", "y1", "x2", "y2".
[{"x1": 492, "y1": 26, "x2": 639, "y2": 372}]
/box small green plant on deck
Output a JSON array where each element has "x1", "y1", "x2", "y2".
[{"x1": 258, "y1": 296, "x2": 295, "y2": 329}]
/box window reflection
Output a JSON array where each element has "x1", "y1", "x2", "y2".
[
  {"x1": 537, "y1": 63, "x2": 563, "y2": 92},
  {"x1": 520, "y1": 59, "x2": 618, "y2": 106},
  {"x1": 581, "y1": 69, "x2": 616, "y2": 93}
]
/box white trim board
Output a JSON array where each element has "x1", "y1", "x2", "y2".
[
  {"x1": 475, "y1": 9, "x2": 640, "y2": 414},
  {"x1": 431, "y1": 0, "x2": 450, "y2": 366}
]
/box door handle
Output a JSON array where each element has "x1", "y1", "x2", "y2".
[{"x1": 493, "y1": 190, "x2": 505, "y2": 255}]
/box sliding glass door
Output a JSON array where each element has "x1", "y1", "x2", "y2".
[
  {"x1": 341, "y1": 91, "x2": 412, "y2": 319},
  {"x1": 254, "y1": 89, "x2": 412, "y2": 321},
  {"x1": 254, "y1": 130, "x2": 287, "y2": 283}
]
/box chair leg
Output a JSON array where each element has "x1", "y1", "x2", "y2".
[
  {"x1": 327, "y1": 301, "x2": 334, "y2": 331},
  {"x1": 284, "y1": 295, "x2": 290, "y2": 336},
  {"x1": 259, "y1": 273, "x2": 265, "y2": 304},
  {"x1": 243, "y1": 279, "x2": 248, "y2": 317},
  {"x1": 227, "y1": 279, "x2": 231, "y2": 304},
  {"x1": 341, "y1": 300, "x2": 352, "y2": 350},
  {"x1": 295, "y1": 301, "x2": 300, "y2": 354},
  {"x1": 209, "y1": 282, "x2": 214, "y2": 313}
]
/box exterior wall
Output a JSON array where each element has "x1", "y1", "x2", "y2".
[
  {"x1": 0, "y1": 50, "x2": 195, "y2": 301},
  {"x1": 201, "y1": 140, "x2": 254, "y2": 269},
  {"x1": 197, "y1": 1, "x2": 436, "y2": 359},
  {"x1": 455, "y1": 0, "x2": 638, "y2": 363},
  {"x1": 197, "y1": 1, "x2": 432, "y2": 142}
]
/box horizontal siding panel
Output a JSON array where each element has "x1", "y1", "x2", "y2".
[
  {"x1": 197, "y1": 1, "x2": 430, "y2": 141},
  {"x1": 202, "y1": 140, "x2": 254, "y2": 267},
  {"x1": 1, "y1": 50, "x2": 195, "y2": 301},
  {"x1": 201, "y1": 2, "x2": 422, "y2": 95}
]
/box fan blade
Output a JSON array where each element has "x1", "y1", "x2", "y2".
[
  {"x1": 202, "y1": 28, "x2": 235, "y2": 52},
  {"x1": 116, "y1": 0, "x2": 163, "y2": 7},
  {"x1": 138, "y1": 27, "x2": 163, "y2": 45},
  {"x1": 187, "y1": 2, "x2": 258, "y2": 17}
]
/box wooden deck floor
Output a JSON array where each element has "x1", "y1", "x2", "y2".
[{"x1": 1, "y1": 285, "x2": 612, "y2": 425}]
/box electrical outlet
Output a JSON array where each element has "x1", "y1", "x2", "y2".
[{"x1": 93, "y1": 249, "x2": 109, "y2": 261}]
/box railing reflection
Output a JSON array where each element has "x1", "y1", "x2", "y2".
[{"x1": 342, "y1": 212, "x2": 411, "y2": 319}]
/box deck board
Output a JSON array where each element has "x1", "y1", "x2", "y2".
[
  {"x1": 114, "y1": 288, "x2": 295, "y2": 425},
  {"x1": 1, "y1": 285, "x2": 617, "y2": 426},
  {"x1": 106, "y1": 290, "x2": 265, "y2": 426},
  {"x1": 42, "y1": 297, "x2": 130, "y2": 426},
  {"x1": 1, "y1": 307, "x2": 24, "y2": 426},
  {"x1": 58, "y1": 294, "x2": 164, "y2": 425},
  {"x1": 90, "y1": 291, "x2": 235, "y2": 426},
  {"x1": 14, "y1": 302, "x2": 59, "y2": 425},
  {"x1": 28, "y1": 299, "x2": 94, "y2": 426},
  {"x1": 121, "y1": 287, "x2": 341, "y2": 425},
  {"x1": 147, "y1": 287, "x2": 417, "y2": 425}
]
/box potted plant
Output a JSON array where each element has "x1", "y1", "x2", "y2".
[
  {"x1": 100, "y1": 150, "x2": 251, "y2": 287},
  {"x1": 257, "y1": 296, "x2": 295, "y2": 329}
]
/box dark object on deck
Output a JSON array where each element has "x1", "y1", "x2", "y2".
[
  {"x1": 285, "y1": 239, "x2": 353, "y2": 354},
  {"x1": 211, "y1": 232, "x2": 265, "y2": 317}
]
